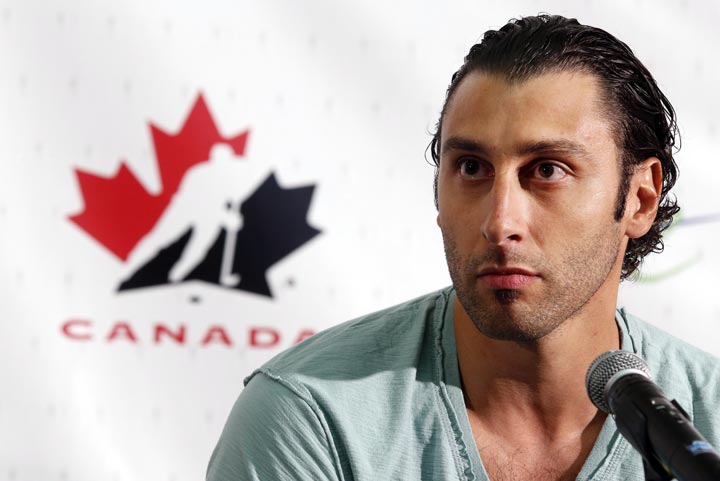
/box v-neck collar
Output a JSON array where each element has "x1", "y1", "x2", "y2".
[{"x1": 438, "y1": 288, "x2": 639, "y2": 481}]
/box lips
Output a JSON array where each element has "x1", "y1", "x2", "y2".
[{"x1": 477, "y1": 267, "x2": 540, "y2": 289}]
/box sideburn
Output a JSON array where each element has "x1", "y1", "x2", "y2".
[{"x1": 614, "y1": 156, "x2": 635, "y2": 221}]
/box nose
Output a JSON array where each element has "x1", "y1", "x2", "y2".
[{"x1": 481, "y1": 175, "x2": 527, "y2": 245}]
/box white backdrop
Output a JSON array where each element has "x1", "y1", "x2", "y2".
[{"x1": 1, "y1": 1, "x2": 719, "y2": 480}]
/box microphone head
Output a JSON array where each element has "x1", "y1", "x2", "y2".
[{"x1": 585, "y1": 350, "x2": 652, "y2": 414}]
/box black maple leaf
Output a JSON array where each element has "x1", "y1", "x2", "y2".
[{"x1": 118, "y1": 173, "x2": 320, "y2": 297}]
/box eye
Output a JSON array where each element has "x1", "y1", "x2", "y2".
[
  {"x1": 458, "y1": 158, "x2": 492, "y2": 179},
  {"x1": 533, "y1": 162, "x2": 567, "y2": 180}
]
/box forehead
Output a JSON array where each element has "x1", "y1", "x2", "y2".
[{"x1": 440, "y1": 70, "x2": 618, "y2": 158}]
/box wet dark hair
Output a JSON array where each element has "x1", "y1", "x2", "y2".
[{"x1": 429, "y1": 14, "x2": 680, "y2": 280}]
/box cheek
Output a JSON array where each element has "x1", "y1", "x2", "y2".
[
  {"x1": 437, "y1": 205, "x2": 482, "y2": 253},
  {"x1": 529, "y1": 182, "x2": 618, "y2": 237},
  {"x1": 582, "y1": 181, "x2": 620, "y2": 221},
  {"x1": 436, "y1": 175, "x2": 465, "y2": 228}
]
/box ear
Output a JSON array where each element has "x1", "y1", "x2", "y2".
[{"x1": 625, "y1": 157, "x2": 663, "y2": 239}]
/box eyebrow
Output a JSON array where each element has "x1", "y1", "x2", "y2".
[
  {"x1": 517, "y1": 139, "x2": 592, "y2": 160},
  {"x1": 441, "y1": 136, "x2": 592, "y2": 161},
  {"x1": 441, "y1": 136, "x2": 491, "y2": 156}
]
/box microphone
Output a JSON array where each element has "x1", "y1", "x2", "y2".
[{"x1": 585, "y1": 350, "x2": 720, "y2": 481}]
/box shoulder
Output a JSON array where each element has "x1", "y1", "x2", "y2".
[
  {"x1": 207, "y1": 373, "x2": 342, "y2": 481},
  {"x1": 246, "y1": 287, "x2": 453, "y2": 387},
  {"x1": 210, "y1": 288, "x2": 455, "y2": 480},
  {"x1": 621, "y1": 309, "x2": 720, "y2": 442},
  {"x1": 621, "y1": 308, "x2": 720, "y2": 381}
]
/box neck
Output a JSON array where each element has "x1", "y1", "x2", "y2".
[{"x1": 454, "y1": 286, "x2": 621, "y2": 439}]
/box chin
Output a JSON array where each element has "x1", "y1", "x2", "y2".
[
  {"x1": 464, "y1": 296, "x2": 564, "y2": 343},
  {"x1": 474, "y1": 319, "x2": 557, "y2": 343}
]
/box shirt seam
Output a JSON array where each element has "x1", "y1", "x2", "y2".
[
  {"x1": 433, "y1": 289, "x2": 475, "y2": 481},
  {"x1": 255, "y1": 369, "x2": 348, "y2": 481}
]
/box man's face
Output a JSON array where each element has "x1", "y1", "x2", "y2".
[{"x1": 437, "y1": 70, "x2": 627, "y2": 342}]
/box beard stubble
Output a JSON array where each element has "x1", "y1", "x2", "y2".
[{"x1": 442, "y1": 224, "x2": 622, "y2": 343}]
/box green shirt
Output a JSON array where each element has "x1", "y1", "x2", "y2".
[{"x1": 207, "y1": 287, "x2": 720, "y2": 480}]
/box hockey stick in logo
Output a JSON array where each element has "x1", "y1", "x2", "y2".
[{"x1": 220, "y1": 226, "x2": 241, "y2": 286}]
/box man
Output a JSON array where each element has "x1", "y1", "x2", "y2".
[{"x1": 207, "y1": 15, "x2": 720, "y2": 481}]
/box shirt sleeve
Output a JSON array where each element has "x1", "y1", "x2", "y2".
[{"x1": 206, "y1": 372, "x2": 343, "y2": 481}]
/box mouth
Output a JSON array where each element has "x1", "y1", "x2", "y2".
[{"x1": 476, "y1": 267, "x2": 540, "y2": 289}]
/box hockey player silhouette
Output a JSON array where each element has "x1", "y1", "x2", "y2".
[{"x1": 124, "y1": 143, "x2": 269, "y2": 286}]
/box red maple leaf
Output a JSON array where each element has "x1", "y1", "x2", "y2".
[{"x1": 69, "y1": 93, "x2": 249, "y2": 261}]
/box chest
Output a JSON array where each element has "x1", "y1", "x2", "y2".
[
  {"x1": 467, "y1": 412, "x2": 589, "y2": 481},
  {"x1": 477, "y1": 443, "x2": 583, "y2": 481}
]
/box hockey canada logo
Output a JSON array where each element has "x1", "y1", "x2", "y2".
[{"x1": 69, "y1": 94, "x2": 320, "y2": 297}]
